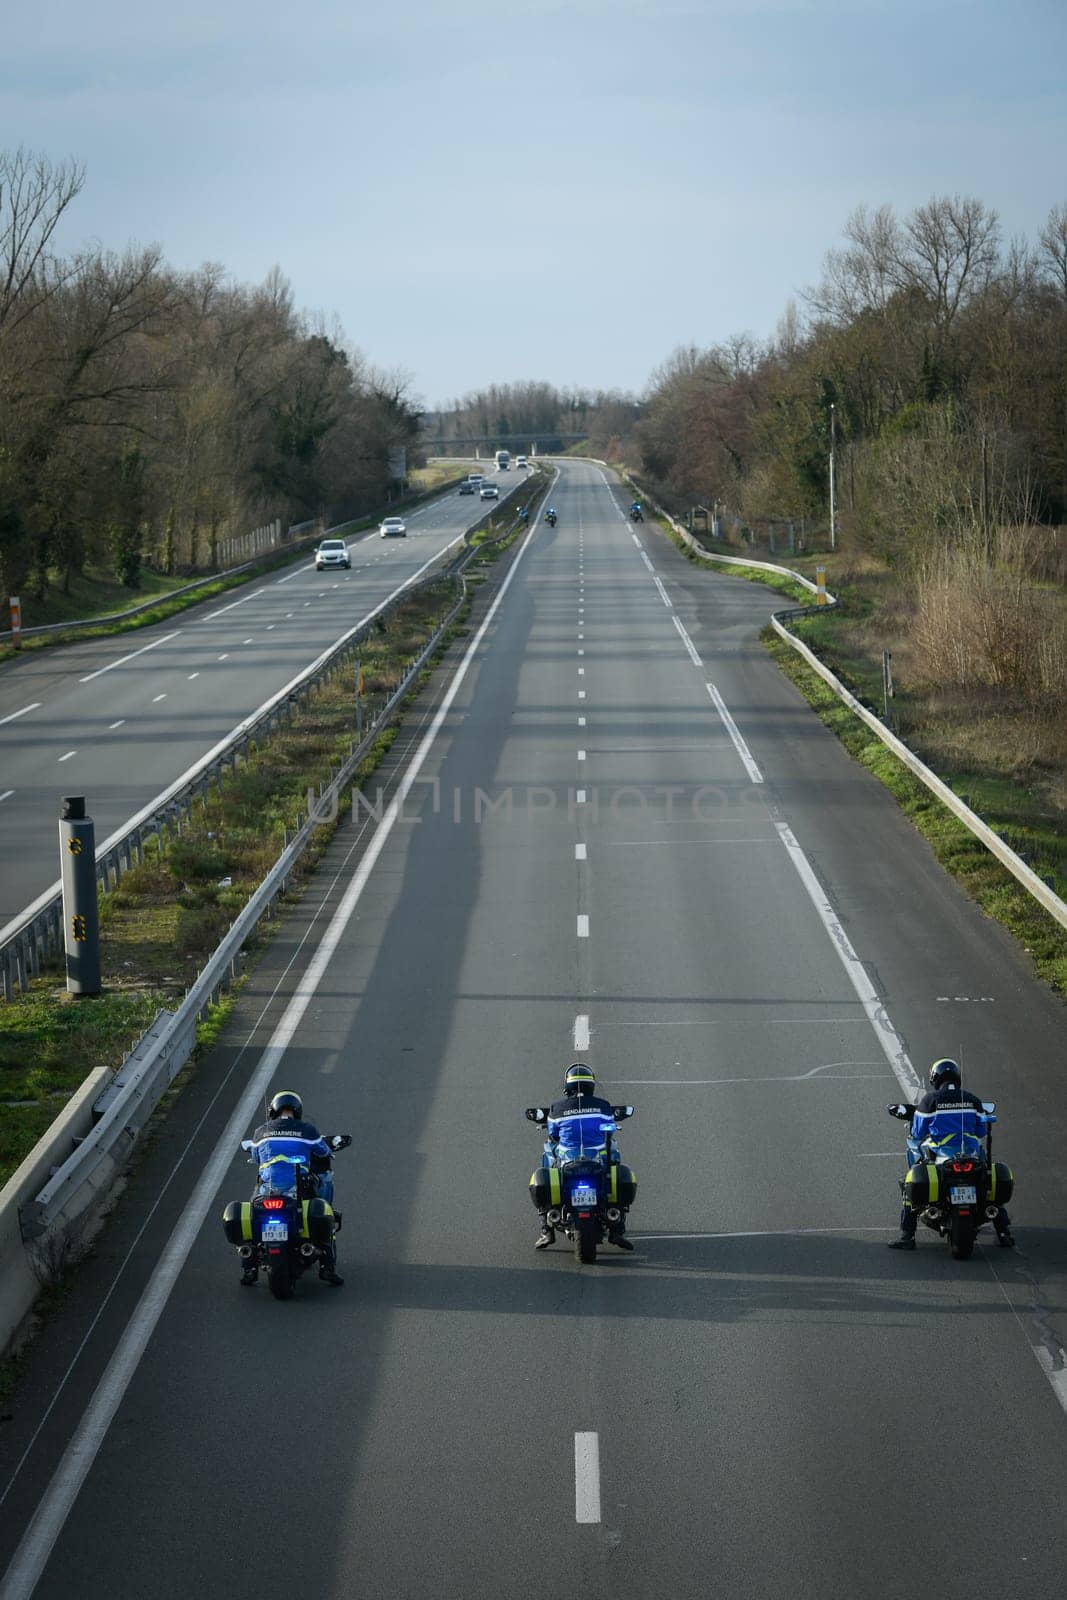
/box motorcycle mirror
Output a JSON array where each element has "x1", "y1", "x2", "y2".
[
  {"x1": 240, "y1": 1139, "x2": 255, "y2": 1151},
  {"x1": 611, "y1": 1105, "x2": 634, "y2": 1119},
  {"x1": 982, "y1": 1101, "x2": 996, "y2": 1114},
  {"x1": 524, "y1": 1107, "x2": 547, "y2": 1124}
]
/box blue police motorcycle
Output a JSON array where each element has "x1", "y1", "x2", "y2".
[
  {"x1": 887, "y1": 1100, "x2": 1013, "y2": 1260},
  {"x1": 222, "y1": 1132, "x2": 351, "y2": 1298},
  {"x1": 526, "y1": 1105, "x2": 636, "y2": 1263}
]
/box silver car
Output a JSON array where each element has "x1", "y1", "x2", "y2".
[
  {"x1": 380, "y1": 517, "x2": 407, "y2": 538},
  {"x1": 479, "y1": 484, "x2": 499, "y2": 500},
  {"x1": 315, "y1": 538, "x2": 351, "y2": 570}
]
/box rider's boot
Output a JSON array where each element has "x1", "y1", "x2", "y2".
[
  {"x1": 888, "y1": 1203, "x2": 918, "y2": 1250},
  {"x1": 995, "y1": 1208, "x2": 1015, "y2": 1248},
  {"x1": 240, "y1": 1261, "x2": 259, "y2": 1286},
  {"x1": 609, "y1": 1219, "x2": 635, "y2": 1251},
  {"x1": 534, "y1": 1215, "x2": 555, "y2": 1249},
  {"x1": 318, "y1": 1241, "x2": 344, "y2": 1286}
]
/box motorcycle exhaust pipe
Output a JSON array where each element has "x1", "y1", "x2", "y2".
[
  {"x1": 606, "y1": 1207, "x2": 622, "y2": 1224},
  {"x1": 985, "y1": 1204, "x2": 1000, "y2": 1219},
  {"x1": 546, "y1": 1209, "x2": 562, "y2": 1226},
  {"x1": 237, "y1": 1245, "x2": 254, "y2": 1259},
  {"x1": 299, "y1": 1242, "x2": 317, "y2": 1259}
]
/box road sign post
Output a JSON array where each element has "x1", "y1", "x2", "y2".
[
  {"x1": 816, "y1": 565, "x2": 827, "y2": 605},
  {"x1": 9, "y1": 595, "x2": 21, "y2": 649},
  {"x1": 59, "y1": 796, "x2": 101, "y2": 995}
]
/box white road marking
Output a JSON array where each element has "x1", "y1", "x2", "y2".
[
  {"x1": 57, "y1": 751, "x2": 76, "y2": 763},
  {"x1": 653, "y1": 577, "x2": 672, "y2": 608},
  {"x1": 151, "y1": 694, "x2": 166, "y2": 703},
  {"x1": 0, "y1": 515, "x2": 547, "y2": 1600},
  {"x1": 0, "y1": 790, "x2": 13, "y2": 803},
  {"x1": 672, "y1": 615, "x2": 703, "y2": 667},
  {"x1": 574, "y1": 1014, "x2": 590, "y2": 1051},
  {"x1": 577, "y1": 915, "x2": 589, "y2": 937},
  {"x1": 631, "y1": 533, "x2": 641, "y2": 547},
  {"x1": 705, "y1": 683, "x2": 763, "y2": 783},
  {"x1": 640, "y1": 551, "x2": 654, "y2": 572},
  {"x1": 78, "y1": 631, "x2": 180, "y2": 684},
  {"x1": 575, "y1": 843, "x2": 587, "y2": 860},
  {"x1": 266, "y1": 625, "x2": 275, "y2": 631},
  {"x1": 574, "y1": 1433, "x2": 601, "y2": 1523},
  {"x1": 187, "y1": 673, "x2": 199, "y2": 681},
  {"x1": 578, "y1": 717, "x2": 586, "y2": 727},
  {"x1": 578, "y1": 667, "x2": 585, "y2": 676},
  {"x1": 0, "y1": 703, "x2": 41, "y2": 727},
  {"x1": 108, "y1": 721, "x2": 125, "y2": 730},
  {"x1": 217, "y1": 654, "x2": 229, "y2": 661},
  {"x1": 1032, "y1": 1345, "x2": 1067, "y2": 1419},
  {"x1": 242, "y1": 638, "x2": 253, "y2": 645},
  {"x1": 578, "y1": 649, "x2": 584, "y2": 657},
  {"x1": 774, "y1": 821, "x2": 919, "y2": 1099},
  {"x1": 578, "y1": 750, "x2": 586, "y2": 761},
  {"x1": 577, "y1": 790, "x2": 587, "y2": 804},
  {"x1": 201, "y1": 587, "x2": 268, "y2": 620},
  {"x1": 578, "y1": 690, "x2": 586, "y2": 699},
  {"x1": 636, "y1": 1228, "x2": 894, "y2": 1241}
]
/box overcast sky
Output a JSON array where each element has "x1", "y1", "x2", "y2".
[{"x1": 3, "y1": 0, "x2": 1065, "y2": 406}]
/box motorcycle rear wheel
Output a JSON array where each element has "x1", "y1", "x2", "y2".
[
  {"x1": 267, "y1": 1252, "x2": 294, "y2": 1299},
  {"x1": 575, "y1": 1217, "x2": 598, "y2": 1264},
  {"x1": 949, "y1": 1214, "x2": 977, "y2": 1260}
]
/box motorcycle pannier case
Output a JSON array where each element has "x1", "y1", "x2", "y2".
[
  {"x1": 530, "y1": 1166, "x2": 562, "y2": 1211},
  {"x1": 302, "y1": 1198, "x2": 335, "y2": 1243},
  {"x1": 608, "y1": 1164, "x2": 637, "y2": 1208},
  {"x1": 222, "y1": 1201, "x2": 253, "y2": 1244},
  {"x1": 988, "y1": 1162, "x2": 1014, "y2": 1206},
  {"x1": 903, "y1": 1163, "x2": 939, "y2": 1211}
]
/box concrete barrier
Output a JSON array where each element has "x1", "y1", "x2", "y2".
[{"x1": 0, "y1": 1068, "x2": 112, "y2": 1355}]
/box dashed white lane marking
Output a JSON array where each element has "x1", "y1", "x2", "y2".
[
  {"x1": 242, "y1": 637, "x2": 253, "y2": 645},
  {"x1": 108, "y1": 721, "x2": 125, "y2": 730},
  {"x1": 575, "y1": 1433, "x2": 601, "y2": 1523},
  {"x1": 578, "y1": 717, "x2": 586, "y2": 727},
  {"x1": 575, "y1": 843, "x2": 587, "y2": 860},
  {"x1": 577, "y1": 790, "x2": 587, "y2": 804},
  {"x1": 266, "y1": 625, "x2": 275, "y2": 631},
  {"x1": 217, "y1": 654, "x2": 229, "y2": 661},
  {"x1": 285, "y1": 612, "x2": 294, "y2": 618},
  {"x1": 151, "y1": 694, "x2": 166, "y2": 703},
  {"x1": 201, "y1": 587, "x2": 268, "y2": 620},
  {"x1": 187, "y1": 673, "x2": 199, "y2": 681},
  {"x1": 578, "y1": 667, "x2": 585, "y2": 676},
  {"x1": 774, "y1": 821, "x2": 918, "y2": 1100},
  {"x1": 577, "y1": 915, "x2": 590, "y2": 938},
  {"x1": 672, "y1": 614, "x2": 703, "y2": 666},
  {"x1": 0, "y1": 703, "x2": 41, "y2": 727},
  {"x1": 78, "y1": 631, "x2": 181, "y2": 684},
  {"x1": 578, "y1": 649, "x2": 584, "y2": 656},
  {"x1": 653, "y1": 577, "x2": 672, "y2": 607},
  {"x1": 578, "y1": 750, "x2": 586, "y2": 761},
  {"x1": 640, "y1": 551, "x2": 654, "y2": 572},
  {"x1": 578, "y1": 690, "x2": 586, "y2": 700},
  {"x1": 57, "y1": 751, "x2": 76, "y2": 763},
  {"x1": 0, "y1": 790, "x2": 13, "y2": 803},
  {"x1": 632, "y1": 533, "x2": 641, "y2": 547},
  {"x1": 705, "y1": 683, "x2": 763, "y2": 784},
  {"x1": 574, "y1": 1014, "x2": 590, "y2": 1051}
]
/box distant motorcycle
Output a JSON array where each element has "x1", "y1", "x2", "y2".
[
  {"x1": 222, "y1": 1132, "x2": 352, "y2": 1298},
  {"x1": 887, "y1": 1100, "x2": 1013, "y2": 1260},
  {"x1": 546, "y1": 509, "x2": 558, "y2": 527},
  {"x1": 630, "y1": 504, "x2": 644, "y2": 522},
  {"x1": 526, "y1": 1105, "x2": 636, "y2": 1263}
]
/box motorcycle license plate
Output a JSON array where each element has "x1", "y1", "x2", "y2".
[
  {"x1": 570, "y1": 1185, "x2": 597, "y2": 1208},
  {"x1": 261, "y1": 1220, "x2": 288, "y2": 1242},
  {"x1": 949, "y1": 1186, "x2": 977, "y2": 1205}
]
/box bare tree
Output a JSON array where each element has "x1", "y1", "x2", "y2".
[
  {"x1": 0, "y1": 147, "x2": 85, "y2": 339},
  {"x1": 897, "y1": 195, "x2": 1001, "y2": 329},
  {"x1": 1038, "y1": 201, "x2": 1067, "y2": 303}
]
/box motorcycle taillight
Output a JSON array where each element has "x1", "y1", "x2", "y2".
[
  {"x1": 950, "y1": 1160, "x2": 974, "y2": 1173},
  {"x1": 262, "y1": 1197, "x2": 286, "y2": 1211}
]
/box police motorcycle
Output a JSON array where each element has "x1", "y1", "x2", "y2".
[
  {"x1": 545, "y1": 507, "x2": 558, "y2": 527},
  {"x1": 222, "y1": 1131, "x2": 352, "y2": 1298},
  {"x1": 630, "y1": 502, "x2": 644, "y2": 522},
  {"x1": 526, "y1": 1105, "x2": 636, "y2": 1263},
  {"x1": 887, "y1": 1100, "x2": 1013, "y2": 1260}
]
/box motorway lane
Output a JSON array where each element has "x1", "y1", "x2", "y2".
[
  {"x1": 2, "y1": 461, "x2": 1067, "y2": 1598},
  {"x1": 0, "y1": 476, "x2": 524, "y2": 925}
]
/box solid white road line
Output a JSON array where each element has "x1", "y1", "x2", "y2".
[
  {"x1": 773, "y1": 821, "x2": 919, "y2": 1099},
  {"x1": 672, "y1": 615, "x2": 703, "y2": 667},
  {"x1": 652, "y1": 577, "x2": 672, "y2": 607},
  {"x1": 575, "y1": 843, "x2": 587, "y2": 860},
  {"x1": 640, "y1": 551, "x2": 654, "y2": 572},
  {"x1": 574, "y1": 1433, "x2": 601, "y2": 1523},
  {"x1": 705, "y1": 683, "x2": 763, "y2": 784},
  {"x1": 78, "y1": 632, "x2": 181, "y2": 684},
  {"x1": 577, "y1": 915, "x2": 589, "y2": 938},
  {"x1": 0, "y1": 703, "x2": 41, "y2": 727},
  {"x1": 574, "y1": 1015, "x2": 590, "y2": 1051},
  {"x1": 0, "y1": 513, "x2": 548, "y2": 1600}
]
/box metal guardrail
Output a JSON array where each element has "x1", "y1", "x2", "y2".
[
  {"x1": 18, "y1": 559, "x2": 477, "y2": 1239},
  {"x1": 0, "y1": 480, "x2": 534, "y2": 999}
]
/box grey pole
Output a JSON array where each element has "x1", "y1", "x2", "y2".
[
  {"x1": 59, "y1": 796, "x2": 101, "y2": 995},
  {"x1": 829, "y1": 402, "x2": 837, "y2": 551}
]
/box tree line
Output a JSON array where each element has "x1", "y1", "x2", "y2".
[
  {"x1": 427, "y1": 380, "x2": 641, "y2": 459},
  {"x1": 635, "y1": 194, "x2": 1067, "y2": 568},
  {"x1": 0, "y1": 147, "x2": 421, "y2": 602}
]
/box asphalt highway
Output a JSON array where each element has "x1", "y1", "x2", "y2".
[
  {"x1": 1, "y1": 460, "x2": 1066, "y2": 1598},
  {"x1": 0, "y1": 474, "x2": 522, "y2": 927}
]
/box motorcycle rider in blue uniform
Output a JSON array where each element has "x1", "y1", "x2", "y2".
[
  {"x1": 242, "y1": 1090, "x2": 345, "y2": 1286},
  {"x1": 534, "y1": 1063, "x2": 634, "y2": 1252},
  {"x1": 887, "y1": 1059, "x2": 1014, "y2": 1250}
]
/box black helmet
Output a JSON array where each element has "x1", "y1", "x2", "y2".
[
  {"x1": 268, "y1": 1090, "x2": 303, "y2": 1120},
  {"x1": 928, "y1": 1059, "x2": 961, "y2": 1091},
  {"x1": 564, "y1": 1063, "x2": 596, "y2": 1096}
]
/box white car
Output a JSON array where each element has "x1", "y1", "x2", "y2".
[
  {"x1": 479, "y1": 484, "x2": 499, "y2": 500},
  {"x1": 315, "y1": 538, "x2": 351, "y2": 570},
  {"x1": 516, "y1": 455, "x2": 528, "y2": 469},
  {"x1": 379, "y1": 517, "x2": 407, "y2": 538}
]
